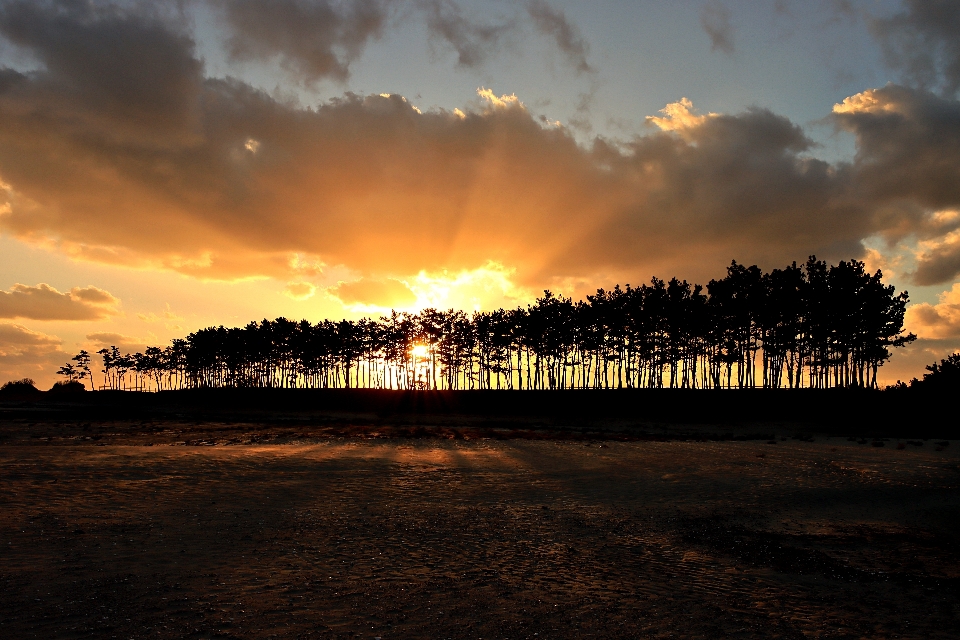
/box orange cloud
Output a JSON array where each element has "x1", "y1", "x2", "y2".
[
  {"x1": 0, "y1": 283, "x2": 120, "y2": 320},
  {"x1": 2, "y1": 4, "x2": 960, "y2": 295},
  {"x1": 85, "y1": 332, "x2": 154, "y2": 353},
  {"x1": 328, "y1": 262, "x2": 536, "y2": 313},
  {"x1": 137, "y1": 305, "x2": 184, "y2": 331},
  {"x1": 329, "y1": 278, "x2": 417, "y2": 310},
  {"x1": 905, "y1": 283, "x2": 960, "y2": 339},
  {"x1": 646, "y1": 97, "x2": 718, "y2": 135},
  {"x1": 0, "y1": 322, "x2": 66, "y2": 383},
  {"x1": 284, "y1": 282, "x2": 317, "y2": 301}
]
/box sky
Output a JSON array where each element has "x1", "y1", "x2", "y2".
[{"x1": 1, "y1": 0, "x2": 960, "y2": 387}]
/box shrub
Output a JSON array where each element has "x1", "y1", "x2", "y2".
[
  {"x1": 0, "y1": 378, "x2": 40, "y2": 395},
  {"x1": 910, "y1": 353, "x2": 960, "y2": 390},
  {"x1": 48, "y1": 380, "x2": 87, "y2": 393}
]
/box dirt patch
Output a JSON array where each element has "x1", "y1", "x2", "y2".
[{"x1": 1, "y1": 421, "x2": 958, "y2": 638}]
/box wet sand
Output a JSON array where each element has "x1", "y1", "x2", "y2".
[{"x1": 1, "y1": 425, "x2": 958, "y2": 639}]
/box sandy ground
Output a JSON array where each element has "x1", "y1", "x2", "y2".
[{"x1": 1, "y1": 422, "x2": 958, "y2": 639}]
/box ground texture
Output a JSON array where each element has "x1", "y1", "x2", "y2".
[{"x1": 1, "y1": 420, "x2": 958, "y2": 639}]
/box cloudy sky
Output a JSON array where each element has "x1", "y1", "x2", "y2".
[{"x1": 1, "y1": 0, "x2": 959, "y2": 387}]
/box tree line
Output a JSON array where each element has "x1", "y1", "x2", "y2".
[{"x1": 56, "y1": 257, "x2": 916, "y2": 392}]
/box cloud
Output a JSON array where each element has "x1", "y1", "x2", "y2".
[
  {"x1": 700, "y1": 1, "x2": 734, "y2": 55},
  {"x1": 137, "y1": 307, "x2": 183, "y2": 323},
  {"x1": 913, "y1": 230, "x2": 960, "y2": 286},
  {"x1": 832, "y1": 85, "x2": 960, "y2": 284},
  {"x1": 214, "y1": 0, "x2": 387, "y2": 83},
  {"x1": 645, "y1": 97, "x2": 718, "y2": 137},
  {"x1": 877, "y1": 336, "x2": 960, "y2": 386},
  {"x1": 0, "y1": 283, "x2": 120, "y2": 320},
  {"x1": 213, "y1": 0, "x2": 589, "y2": 79},
  {"x1": 832, "y1": 86, "x2": 960, "y2": 204},
  {"x1": 137, "y1": 304, "x2": 184, "y2": 331},
  {"x1": 406, "y1": 262, "x2": 532, "y2": 312},
  {"x1": 0, "y1": 322, "x2": 66, "y2": 383},
  {"x1": 421, "y1": 0, "x2": 513, "y2": 68},
  {"x1": 905, "y1": 282, "x2": 960, "y2": 339},
  {"x1": 329, "y1": 278, "x2": 416, "y2": 309},
  {"x1": 0, "y1": 321, "x2": 60, "y2": 347},
  {"x1": 85, "y1": 332, "x2": 152, "y2": 352},
  {"x1": 527, "y1": 0, "x2": 591, "y2": 74},
  {"x1": 284, "y1": 281, "x2": 316, "y2": 300},
  {"x1": 476, "y1": 86, "x2": 520, "y2": 108},
  {"x1": 0, "y1": 0, "x2": 203, "y2": 141},
  {"x1": 870, "y1": 0, "x2": 960, "y2": 96},
  {"x1": 2, "y1": 3, "x2": 960, "y2": 295}
]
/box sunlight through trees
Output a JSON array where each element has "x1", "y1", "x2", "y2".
[{"x1": 71, "y1": 257, "x2": 914, "y2": 391}]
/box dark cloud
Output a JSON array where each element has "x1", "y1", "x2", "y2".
[
  {"x1": 832, "y1": 84, "x2": 960, "y2": 285},
  {"x1": 913, "y1": 239, "x2": 960, "y2": 287},
  {"x1": 0, "y1": 0, "x2": 202, "y2": 138},
  {"x1": 871, "y1": 0, "x2": 960, "y2": 96},
  {"x1": 0, "y1": 283, "x2": 120, "y2": 320},
  {"x1": 833, "y1": 85, "x2": 960, "y2": 210},
  {"x1": 214, "y1": 0, "x2": 388, "y2": 83},
  {"x1": 213, "y1": 0, "x2": 587, "y2": 78},
  {"x1": 420, "y1": 0, "x2": 512, "y2": 68},
  {"x1": 527, "y1": 0, "x2": 591, "y2": 74},
  {"x1": 214, "y1": 0, "x2": 592, "y2": 78},
  {"x1": 700, "y1": 1, "x2": 734, "y2": 55},
  {"x1": 1, "y1": 1, "x2": 960, "y2": 293}
]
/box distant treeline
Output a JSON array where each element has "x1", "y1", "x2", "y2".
[{"x1": 58, "y1": 257, "x2": 916, "y2": 392}]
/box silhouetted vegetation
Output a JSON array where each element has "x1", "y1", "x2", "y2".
[
  {"x1": 48, "y1": 380, "x2": 87, "y2": 393},
  {"x1": 55, "y1": 350, "x2": 92, "y2": 390},
  {"x1": 0, "y1": 378, "x2": 40, "y2": 395},
  {"x1": 62, "y1": 257, "x2": 915, "y2": 391},
  {"x1": 908, "y1": 353, "x2": 960, "y2": 390}
]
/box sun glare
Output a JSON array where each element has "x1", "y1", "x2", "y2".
[
  {"x1": 407, "y1": 262, "x2": 531, "y2": 313},
  {"x1": 411, "y1": 344, "x2": 429, "y2": 358},
  {"x1": 338, "y1": 262, "x2": 535, "y2": 316}
]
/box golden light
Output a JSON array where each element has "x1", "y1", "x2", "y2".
[
  {"x1": 407, "y1": 261, "x2": 532, "y2": 313},
  {"x1": 411, "y1": 344, "x2": 429, "y2": 358},
  {"x1": 335, "y1": 262, "x2": 536, "y2": 316}
]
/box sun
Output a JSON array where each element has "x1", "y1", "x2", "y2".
[{"x1": 411, "y1": 344, "x2": 429, "y2": 358}]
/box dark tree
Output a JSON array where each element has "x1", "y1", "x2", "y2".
[{"x1": 52, "y1": 257, "x2": 915, "y2": 392}]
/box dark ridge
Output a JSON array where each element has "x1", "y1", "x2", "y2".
[{"x1": 0, "y1": 387, "x2": 955, "y2": 439}]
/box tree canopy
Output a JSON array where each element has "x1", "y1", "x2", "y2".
[{"x1": 65, "y1": 257, "x2": 915, "y2": 391}]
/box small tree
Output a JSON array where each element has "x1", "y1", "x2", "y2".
[
  {"x1": 56, "y1": 363, "x2": 78, "y2": 382},
  {"x1": 72, "y1": 350, "x2": 92, "y2": 390}
]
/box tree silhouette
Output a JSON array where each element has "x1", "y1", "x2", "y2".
[
  {"x1": 55, "y1": 257, "x2": 915, "y2": 392},
  {"x1": 910, "y1": 353, "x2": 960, "y2": 390}
]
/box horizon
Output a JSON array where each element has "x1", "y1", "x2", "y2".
[{"x1": 1, "y1": 0, "x2": 959, "y2": 388}]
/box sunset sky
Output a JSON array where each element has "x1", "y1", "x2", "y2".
[{"x1": 1, "y1": 0, "x2": 959, "y2": 387}]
